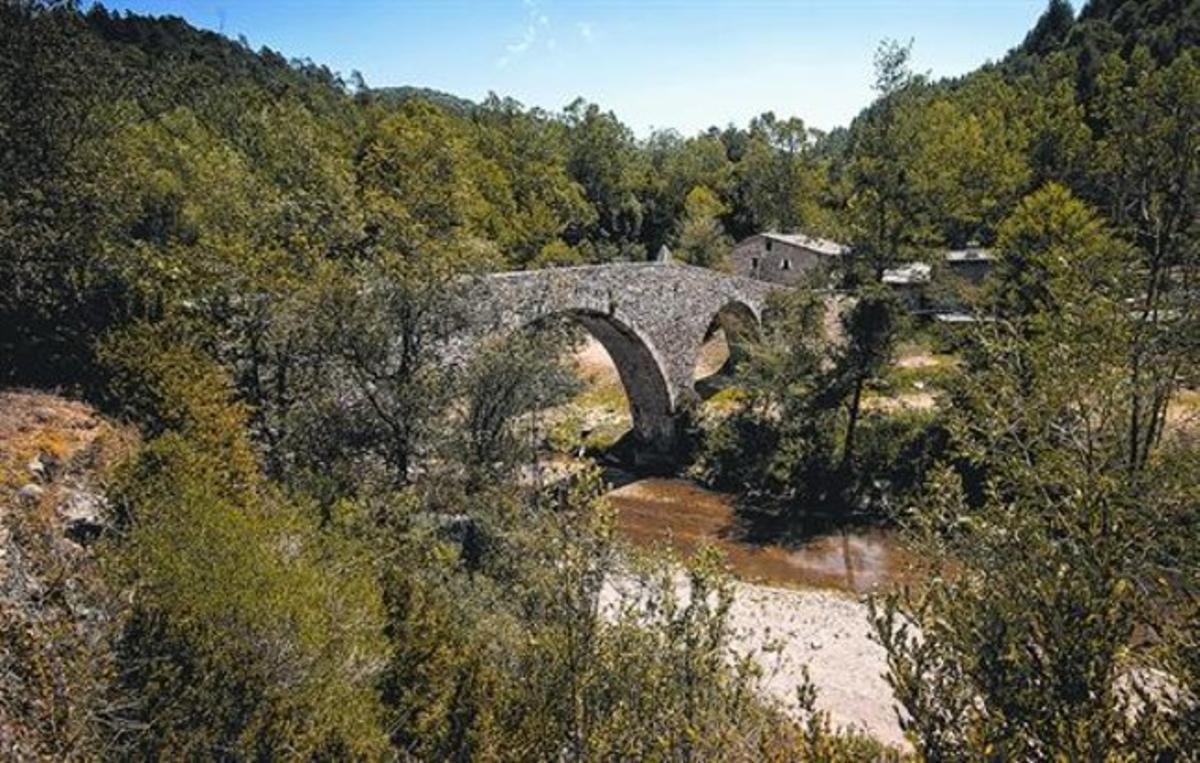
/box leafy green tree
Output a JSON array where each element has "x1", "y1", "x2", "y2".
[
  {"x1": 645, "y1": 131, "x2": 735, "y2": 249},
  {"x1": 693, "y1": 289, "x2": 844, "y2": 508},
  {"x1": 456, "y1": 326, "x2": 580, "y2": 483},
  {"x1": 834, "y1": 285, "x2": 903, "y2": 480},
  {"x1": 357, "y1": 99, "x2": 504, "y2": 252},
  {"x1": 675, "y1": 185, "x2": 733, "y2": 269},
  {"x1": 871, "y1": 185, "x2": 1194, "y2": 758},
  {"x1": 1021, "y1": 0, "x2": 1076, "y2": 56},
  {"x1": 0, "y1": 2, "x2": 129, "y2": 387},
  {"x1": 734, "y1": 113, "x2": 828, "y2": 235},
  {"x1": 1092, "y1": 47, "x2": 1200, "y2": 471},
  {"x1": 473, "y1": 94, "x2": 595, "y2": 267},
  {"x1": 904, "y1": 76, "x2": 1033, "y2": 246},
  {"x1": 844, "y1": 39, "x2": 928, "y2": 279},
  {"x1": 102, "y1": 329, "x2": 389, "y2": 759},
  {"x1": 562, "y1": 98, "x2": 651, "y2": 260}
]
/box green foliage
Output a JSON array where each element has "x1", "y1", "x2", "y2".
[
  {"x1": 5, "y1": 2, "x2": 1200, "y2": 758},
  {"x1": 693, "y1": 290, "x2": 845, "y2": 510},
  {"x1": 456, "y1": 326, "x2": 581, "y2": 482},
  {"x1": 1022, "y1": 0, "x2": 1076, "y2": 56},
  {"x1": 695, "y1": 285, "x2": 923, "y2": 518},
  {"x1": 0, "y1": 3, "x2": 130, "y2": 388},
  {"x1": 834, "y1": 286, "x2": 905, "y2": 475},
  {"x1": 103, "y1": 339, "x2": 389, "y2": 759},
  {"x1": 675, "y1": 185, "x2": 733, "y2": 269},
  {"x1": 734, "y1": 113, "x2": 830, "y2": 236},
  {"x1": 871, "y1": 186, "x2": 1199, "y2": 758},
  {"x1": 374, "y1": 465, "x2": 874, "y2": 760}
]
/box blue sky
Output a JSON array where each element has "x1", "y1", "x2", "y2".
[{"x1": 109, "y1": 0, "x2": 1050, "y2": 135}]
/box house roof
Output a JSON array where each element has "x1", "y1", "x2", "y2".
[
  {"x1": 759, "y1": 232, "x2": 850, "y2": 257},
  {"x1": 882, "y1": 261, "x2": 932, "y2": 286},
  {"x1": 944, "y1": 247, "x2": 994, "y2": 263}
]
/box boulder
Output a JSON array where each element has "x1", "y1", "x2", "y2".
[
  {"x1": 58, "y1": 489, "x2": 107, "y2": 542},
  {"x1": 16, "y1": 483, "x2": 44, "y2": 503}
]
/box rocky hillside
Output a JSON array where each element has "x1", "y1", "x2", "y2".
[{"x1": 0, "y1": 391, "x2": 136, "y2": 758}]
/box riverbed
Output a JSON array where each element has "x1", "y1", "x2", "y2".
[
  {"x1": 608, "y1": 477, "x2": 912, "y2": 594},
  {"x1": 571, "y1": 336, "x2": 908, "y2": 745},
  {"x1": 604, "y1": 476, "x2": 910, "y2": 747}
]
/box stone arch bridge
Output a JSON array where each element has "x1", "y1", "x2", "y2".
[{"x1": 461, "y1": 261, "x2": 780, "y2": 459}]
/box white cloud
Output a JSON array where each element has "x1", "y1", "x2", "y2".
[{"x1": 497, "y1": 0, "x2": 556, "y2": 68}]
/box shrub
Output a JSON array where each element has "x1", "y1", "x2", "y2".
[{"x1": 101, "y1": 335, "x2": 390, "y2": 758}]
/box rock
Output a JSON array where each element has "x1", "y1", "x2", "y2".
[
  {"x1": 17, "y1": 483, "x2": 45, "y2": 502},
  {"x1": 41, "y1": 453, "x2": 61, "y2": 477},
  {"x1": 26, "y1": 457, "x2": 47, "y2": 481},
  {"x1": 58, "y1": 490, "x2": 107, "y2": 542}
]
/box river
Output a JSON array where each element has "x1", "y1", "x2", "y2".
[{"x1": 606, "y1": 476, "x2": 913, "y2": 594}]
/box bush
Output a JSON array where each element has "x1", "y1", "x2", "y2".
[
  {"x1": 100, "y1": 336, "x2": 390, "y2": 758},
  {"x1": 374, "y1": 466, "x2": 885, "y2": 760}
]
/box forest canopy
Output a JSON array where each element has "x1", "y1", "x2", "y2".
[{"x1": 1, "y1": 0, "x2": 1198, "y2": 759}]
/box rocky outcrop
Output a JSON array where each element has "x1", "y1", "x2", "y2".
[{"x1": 0, "y1": 391, "x2": 136, "y2": 758}]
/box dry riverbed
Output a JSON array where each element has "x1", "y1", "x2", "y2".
[
  {"x1": 603, "y1": 571, "x2": 904, "y2": 747},
  {"x1": 606, "y1": 477, "x2": 908, "y2": 748}
]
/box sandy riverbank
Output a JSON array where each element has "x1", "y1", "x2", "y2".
[{"x1": 603, "y1": 573, "x2": 905, "y2": 749}]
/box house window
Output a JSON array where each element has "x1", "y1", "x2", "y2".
[
  {"x1": 780, "y1": 259, "x2": 792, "y2": 271},
  {"x1": 750, "y1": 257, "x2": 760, "y2": 270},
  {"x1": 765, "y1": 239, "x2": 774, "y2": 252}
]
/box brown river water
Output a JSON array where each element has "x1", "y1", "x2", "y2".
[{"x1": 607, "y1": 477, "x2": 914, "y2": 594}]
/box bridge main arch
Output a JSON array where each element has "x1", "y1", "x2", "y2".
[{"x1": 556, "y1": 310, "x2": 677, "y2": 456}]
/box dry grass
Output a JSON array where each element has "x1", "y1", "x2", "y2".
[
  {"x1": 0, "y1": 389, "x2": 137, "y2": 504},
  {"x1": 1165, "y1": 388, "x2": 1200, "y2": 437}
]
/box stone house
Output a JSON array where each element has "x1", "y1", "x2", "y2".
[
  {"x1": 882, "y1": 261, "x2": 933, "y2": 310},
  {"x1": 881, "y1": 248, "x2": 996, "y2": 315},
  {"x1": 943, "y1": 247, "x2": 994, "y2": 284},
  {"x1": 730, "y1": 232, "x2": 849, "y2": 286}
]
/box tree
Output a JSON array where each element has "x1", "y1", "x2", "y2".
[
  {"x1": 1092, "y1": 47, "x2": 1200, "y2": 471},
  {"x1": 473, "y1": 95, "x2": 594, "y2": 267},
  {"x1": 561, "y1": 99, "x2": 650, "y2": 260},
  {"x1": 643, "y1": 131, "x2": 735, "y2": 252},
  {"x1": 674, "y1": 185, "x2": 733, "y2": 269},
  {"x1": 733, "y1": 113, "x2": 827, "y2": 236},
  {"x1": 456, "y1": 325, "x2": 580, "y2": 483},
  {"x1": 286, "y1": 245, "x2": 485, "y2": 491},
  {"x1": 357, "y1": 100, "x2": 503, "y2": 252},
  {"x1": 834, "y1": 285, "x2": 903, "y2": 479},
  {"x1": 693, "y1": 289, "x2": 844, "y2": 508},
  {"x1": 871, "y1": 186, "x2": 1195, "y2": 758},
  {"x1": 102, "y1": 329, "x2": 390, "y2": 759},
  {"x1": 0, "y1": 2, "x2": 129, "y2": 387},
  {"x1": 844, "y1": 39, "x2": 927, "y2": 280},
  {"x1": 1021, "y1": 0, "x2": 1076, "y2": 56}
]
